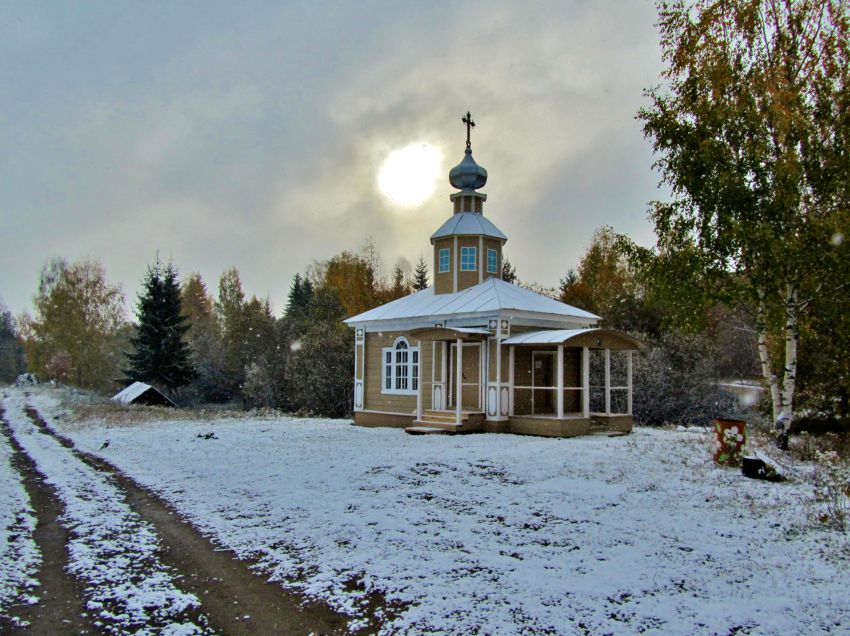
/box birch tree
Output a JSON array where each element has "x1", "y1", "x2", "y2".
[
  {"x1": 24, "y1": 258, "x2": 127, "y2": 389},
  {"x1": 639, "y1": 0, "x2": 849, "y2": 442}
]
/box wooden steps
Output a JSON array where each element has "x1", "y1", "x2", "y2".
[{"x1": 405, "y1": 409, "x2": 484, "y2": 434}]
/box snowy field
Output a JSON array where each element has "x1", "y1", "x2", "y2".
[
  {"x1": 2, "y1": 393, "x2": 207, "y2": 634},
  {"x1": 20, "y1": 389, "x2": 850, "y2": 634}
]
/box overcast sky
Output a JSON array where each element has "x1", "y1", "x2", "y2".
[{"x1": 0, "y1": 0, "x2": 666, "y2": 318}]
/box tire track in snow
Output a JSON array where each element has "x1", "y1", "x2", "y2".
[
  {"x1": 0, "y1": 404, "x2": 84, "y2": 634},
  {"x1": 23, "y1": 393, "x2": 355, "y2": 636},
  {"x1": 2, "y1": 394, "x2": 210, "y2": 635}
]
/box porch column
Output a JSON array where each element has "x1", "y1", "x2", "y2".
[
  {"x1": 581, "y1": 347, "x2": 590, "y2": 417},
  {"x1": 627, "y1": 350, "x2": 634, "y2": 415},
  {"x1": 431, "y1": 341, "x2": 436, "y2": 410},
  {"x1": 556, "y1": 344, "x2": 564, "y2": 419},
  {"x1": 604, "y1": 348, "x2": 611, "y2": 415},
  {"x1": 495, "y1": 335, "x2": 502, "y2": 418},
  {"x1": 480, "y1": 341, "x2": 486, "y2": 412},
  {"x1": 416, "y1": 339, "x2": 423, "y2": 422},
  {"x1": 455, "y1": 338, "x2": 463, "y2": 425},
  {"x1": 509, "y1": 345, "x2": 515, "y2": 416},
  {"x1": 441, "y1": 341, "x2": 448, "y2": 409}
]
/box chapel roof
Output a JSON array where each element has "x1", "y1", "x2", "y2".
[
  {"x1": 430, "y1": 212, "x2": 507, "y2": 241},
  {"x1": 344, "y1": 276, "x2": 599, "y2": 325}
]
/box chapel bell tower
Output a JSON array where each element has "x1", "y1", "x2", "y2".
[{"x1": 430, "y1": 112, "x2": 508, "y2": 295}]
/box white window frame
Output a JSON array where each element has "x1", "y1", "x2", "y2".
[
  {"x1": 460, "y1": 246, "x2": 477, "y2": 271},
  {"x1": 439, "y1": 248, "x2": 450, "y2": 273},
  {"x1": 381, "y1": 337, "x2": 419, "y2": 395},
  {"x1": 487, "y1": 248, "x2": 497, "y2": 273}
]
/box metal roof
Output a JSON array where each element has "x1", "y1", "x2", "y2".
[
  {"x1": 112, "y1": 381, "x2": 154, "y2": 404},
  {"x1": 344, "y1": 277, "x2": 599, "y2": 325},
  {"x1": 111, "y1": 381, "x2": 177, "y2": 406},
  {"x1": 430, "y1": 212, "x2": 507, "y2": 241},
  {"x1": 450, "y1": 327, "x2": 491, "y2": 335},
  {"x1": 407, "y1": 326, "x2": 491, "y2": 339},
  {"x1": 502, "y1": 328, "x2": 642, "y2": 348}
]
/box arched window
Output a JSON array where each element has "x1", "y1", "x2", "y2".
[
  {"x1": 395, "y1": 339, "x2": 409, "y2": 390},
  {"x1": 382, "y1": 337, "x2": 419, "y2": 395}
]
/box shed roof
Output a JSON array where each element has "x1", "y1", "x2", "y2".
[
  {"x1": 112, "y1": 381, "x2": 151, "y2": 404},
  {"x1": 112, "y1": 381, "x2": 177, "y2": 407},
  {"x1": 344, "y1": 277, "x2": 599, "y2": 325},
  {"x1": 430, "y1": 212, "x2": 507, "y2": 241}
]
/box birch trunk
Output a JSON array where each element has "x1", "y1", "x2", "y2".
[
  {"x1": 779, "y1": 282, "x2": 799, "y2": 425},
  {"x1": 756, "y1": 290, "x2": 782, "y2": 422}
]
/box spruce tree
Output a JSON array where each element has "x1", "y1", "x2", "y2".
[
  {"x1": 285, "y1": 273, "x2": 313, "y2": 323},
  {"x1": 412, "y1": 256, "x2": 429, "y2": 291},
  {"x1": 501, "y1": 257, "x2": 517, "y2": 284},
  {"x1": 390, "y1": 265, "x2": 408, "y2": 299},
  {"x1": 125, "y1": 258, "x2": 197, "y2": 393}
]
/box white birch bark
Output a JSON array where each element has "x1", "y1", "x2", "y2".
[
  {"x1": 779, "y1": 282, "x2": 799, "y2": 425},
  {"x1": 756, "y1": 290, "x2": 782, "y2": 423}
]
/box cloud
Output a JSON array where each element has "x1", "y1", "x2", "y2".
[{"x1": 0, "y1": 0, "x2": 665, "y2": 316}]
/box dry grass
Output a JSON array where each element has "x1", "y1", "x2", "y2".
[{"x1": 28, "y1": 386, "x2": 297, "y2": 431}]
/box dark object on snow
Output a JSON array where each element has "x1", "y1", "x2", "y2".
[
  {"x1": 15, "y1": 373, "x2": 39, "y2": 387},
  {"x1": 742, "y1": 456, "x2": 783, "y2": 482},
  {"x1": 111, "y1": 382, "x2": 177, "y2": 408},
  {"x1": 197, "y1": 432, "x2": 218, "y2": 440},
  {"x1": 100, "y1": 440, "x2": 110, "y2": 450}
]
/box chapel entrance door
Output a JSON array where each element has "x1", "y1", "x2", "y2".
[
  {"x1": 532, "y1": 350, "x2": 556, "y2": 415},
  {"x1": 447, "y1": 342, "x2": 483, "y2": 411}
]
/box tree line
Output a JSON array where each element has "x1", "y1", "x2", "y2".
[
  {"x1": 0, "y1": 245, "x2": 434, "y2": 417},
  {"x1": 1, "y1": 213, "x2": 846, "y2": 427}
]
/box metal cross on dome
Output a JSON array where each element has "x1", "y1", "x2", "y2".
[{"x1": 462, "y1": 111, "x2": 475, "y2": 149}]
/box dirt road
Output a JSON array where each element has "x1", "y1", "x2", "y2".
[{"x1": 1, "y1": 399, "x2": 367, "y2": 635}]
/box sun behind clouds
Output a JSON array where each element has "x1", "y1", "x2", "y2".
[{"x1": 377, "y1": 143, "x2": 443, "y2": 207}]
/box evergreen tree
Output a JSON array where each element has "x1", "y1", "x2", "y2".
[
  {"x1": 501, "y1": 257, "x2": 517, "y2": 284},
  {"x1": 390, "y1": 264, "x2": 408, "y2": 300},
  {"x1": 0, "y1": 302, "x2": 26, "y2": 382},
  {"x1": 285, "y1": 273, "x2": 313, "y2": 323},
  {"x1": 126, "y1": 258, "x2": 197, "y2": 393},
  {"x1": 412, "y1": 256, "x2": 429, "y2": 291}
]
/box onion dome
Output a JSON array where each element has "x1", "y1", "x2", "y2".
[{"x1": 449, "y1": 147, "x2": 488, "y2": 191}]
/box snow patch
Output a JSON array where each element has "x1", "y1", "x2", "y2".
[{"x1": 36, "y1": 396, "x2": 850, "y2": 635}]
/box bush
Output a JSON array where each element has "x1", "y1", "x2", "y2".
[
  {"x1": 632, "y1": 331, "x2": 735, "y2": 427},
  {"x1": 812, "y1": 451, "x2": 850, "y2": 531},
  {"x1": 789, "y1": 431, "x2": 850, "y2": 463}
]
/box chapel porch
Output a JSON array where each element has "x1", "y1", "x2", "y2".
[{"x1": 396, "y1": 326, "x2": 640, "y2": 438}]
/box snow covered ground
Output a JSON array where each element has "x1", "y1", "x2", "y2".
[
  {"x1": 29, "y1": 389, "x2": 850, "y2": 634},
  {"x1": 0, "y1": 404, "x2": 40, "y2": 625},
  {"x1": 2, "y1": 393, "x2": 207, "y2": 635}
]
